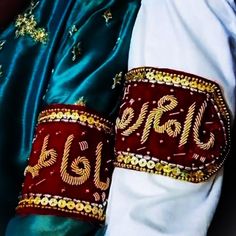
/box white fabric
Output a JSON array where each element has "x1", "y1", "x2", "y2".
[{"x1": 105, "y1": 1, "x2": 236, "y2": 236}]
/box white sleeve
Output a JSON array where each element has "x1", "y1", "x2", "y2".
[{"x1": 105, "y1": 1, "x2": 236, "y2": 236}]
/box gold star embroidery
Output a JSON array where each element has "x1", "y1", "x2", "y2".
[
  {"x1": 75, "y1": 96, "x2": 87, "y2": 106},
  {"x1": 15, "y1": 1, "x2": 48, "y2": 44},
  {"x1": 102, "y1": 9, "x2": 112, "y2": 23},
  {"x1": 69, "y1": 25, "x2": 78, "y2": 37},
  {"x1": 72, "y1": 42, "x2": 82, "y2": 62},
  {"x1": 112, "y1": 72, "x2": 123, "y2": 89}
]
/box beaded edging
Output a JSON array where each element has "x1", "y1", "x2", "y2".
[
  {"x1": 38, "y1": 106, "x2": 113, "y2": 134},
  {"x1": 114, "y1": 67, "x2": 231, "y2": 183},
  {"x1": 17, "y1": 193, "x2": 106, "y2": 221}
]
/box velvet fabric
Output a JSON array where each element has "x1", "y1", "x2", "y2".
[
  {"x1": 0, "y1": 0, "x2": 140, "y2": 235},
  {"x1": 115, "y1": 67, "x2": 231, "y2": 183}
]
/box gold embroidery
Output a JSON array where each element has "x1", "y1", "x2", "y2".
[
  {"x1": 116, "y1": 107, "x2": 134, "y2": 130},
  {"x1": 72, "y1": 42, "x2": 82, "y2": 61},
  {"x1": 115, "y1": 152, "x2": 218, "y2": 183},
  {"x1": 141, "y1": 95, "x2": 182, "y2": 144},
  {"x1": 24, "y1": 135, "x2": 57, "y2": 178},
  {"x1": 15, "y1": 1, "x2": 48, "y2": 44},
  {"x1": 17, "y1": 193, "x2": 105, "y2": 221},
  {"x1": 78, "y1": 141, "x2": 89, "y2": 151},
  {"x1": 94, "y1": 142, "x2": 110, "y2": 191},
  {"x1": 122, "y1": 102, "x2": 149, "y2": 136},
  {"x1": 193, "y1": 101, "x2": 215, "y2": 150},
  {"x1": 74, "y1": 96, "x2": 86, "y2": 106},
  {"x1": 112, "y1": 72, "x2": 123, "y2": 89},
  {"x1": 102, "y1": 9, "x2": 112, "y2": 23},
  {"x1": 38, "y1": 108, "x2": 113, "y2": 134},
  {"x1": 93, "y1": 192, "x2": 101, "y2": 202},
  {"x1": 179, "y1": 103, "x2": 196, "y2": 147},
  {"x1": 69, "y1": 25, "x2": 78, "y2": 37},
  {"x1": 61, "y1": 135, "x2": 91, "y2": 185},
  {"x1": 127, "y1": 69, "x2": 215, "y2": 93}
]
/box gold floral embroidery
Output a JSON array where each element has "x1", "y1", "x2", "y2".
[
  {"x1": 15, "y1": 1, "x2": 48, "y2": 44},
  {"x1": 72, "y1": 42, "x2": 82, "y2": 61},
  {"x1": 69, "y1": 25, "x2": 78, "y2": 37},
  {"x1": 112, "y1": 72, "x2": 123, "y2": 89},
  {"x1": 102, "y1": 9, "x2": 112, "y2": 23},
  {"x1": 74, "y1": 96, "x2": 87, "y2": 106}
]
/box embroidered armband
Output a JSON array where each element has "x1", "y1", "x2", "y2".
[
  {"x1": 114, "y1": 67, "x2": 231, "y2": 183},
  {"x1": 17, "y1": 104, "x2": 114, "y2": 222}
]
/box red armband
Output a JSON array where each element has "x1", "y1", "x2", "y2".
[
  {"x1": 17, "y1": 104, "x2": 114, "y2": 222},
  {"x1": 114, "y1": 67, "x2": 231, "y2": 183}
]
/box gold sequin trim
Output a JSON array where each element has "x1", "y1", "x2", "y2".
[
  {"x1": 38, "y1": 107, "x2": 113, "y2": 133},
  {"x1": 114, "y1": 152, "x2": 224, "y2": 183},
  {"x1": 125, "y1": 67, "x2": 230, "y2": 120},
  {"x1": 15, "y1": 1, "x2": 48, "y2": 44},
  {"x1": 17, "y1": 193, "x2": 105, "y2": 221},
  {"x1": 102, "y1": 9, "x2": 112, "y2": 23}
]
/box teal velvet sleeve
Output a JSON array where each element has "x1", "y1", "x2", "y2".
[{"x1": 0, "y1": 0, "x2": 140, "y2": 235}]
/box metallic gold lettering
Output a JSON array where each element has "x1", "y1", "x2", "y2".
[
  {"x1": 94, "y1": 142, "x2": 110, "y2": 190},
  {"x1": 24, "y1": 135, "x2": 57, "y2": 178},
  {"x1": 61, "y1": 135, "x2": 91, "y2": 185},
  {"x1": 116, "y1": 107, "x2": 134, "y2": 130},
  {"x1": 122, "y1": 102, "x2": 149, "y2": 136},
  {"x1": 193, "y1": 101, "x2": 215, "y2": 150},
  {"x1": 141, "y1": 95, "x2": 181, "y2": 144},
  {"x1": 179, "y1": 102, "x2": 196, "y2": 147}
]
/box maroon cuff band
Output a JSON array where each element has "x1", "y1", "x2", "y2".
[
  {"x1": 114, "y1": 67, "x2": 231, "y2": 183},
  {"x1": 17, "y1": 104, "x2": 114, "y2": 222}
]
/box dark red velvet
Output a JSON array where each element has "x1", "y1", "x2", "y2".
[
  {"x1": 17, "y1": 104, "x2": 114, "y2": 222},
  {"x1": 115, "y1": 68, "x2": 231, "y2": 181}
]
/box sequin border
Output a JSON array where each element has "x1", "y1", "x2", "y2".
[
  {"x1": 114, "y1": 151, "x2": 225, "y2": 183},
  {"x1": 125, "y1": 67, "x2": 231, "y2": 120},
  {"x1": 38, "y1": 107, "x2": 113, "y2": 134},
  {"x1": 17, "y1": 193, "x2": 106, "y2": 221}
]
